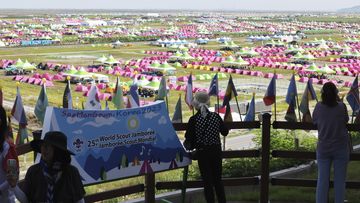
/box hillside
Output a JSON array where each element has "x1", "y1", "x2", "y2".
[{"x1": 338, "y1": 5, "x2": 360, "y2": 13}]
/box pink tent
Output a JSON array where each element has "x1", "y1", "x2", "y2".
[
  {"x1": 20, "y1": 76, "x2": 29, "y2": 82},
  {"x1": 299, "y1": 77, "x2": 309, "y2": 83},
  {"x1": 52, "y1": 74, "x2": 63, "y2": 80},
  {"x1": 275, "y1": 74, "x2": 284, "y2": 79},
  {"x1": 264, "y1": 73, "x2": 274, "y2": 78},
  {"x1": 27, "y1": 78, "x2": 35, "y2": 84},
  {"x1": 13, "y1": 76, "x2": 23, "y2": 81}
]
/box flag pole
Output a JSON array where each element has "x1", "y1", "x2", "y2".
[
  {"x1": 293, "y1": 72, "x2": 302, "y2": 121},
  {"x1": 274, "y1": 71, "x2": 277, "y2": 121},
  {"x1": 234, "y1": 96, "x2": 243, "y2": 122},
  {"x1": 217, "y1": 75, "x2": 220, "y2": 114}
]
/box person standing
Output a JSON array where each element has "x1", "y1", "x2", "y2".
[
  {"x1": 0, "y1": 106, "x2": 19, "y2": 203},
  {"x1": 185, "y1": 91, "x2": 229, "y2": 203},
  {"x1": 8, "y1": 131, "x2": 85, "y2": 203},
  {"x1": 313, "y1": 82, "x2": 349, "y2": 203}
]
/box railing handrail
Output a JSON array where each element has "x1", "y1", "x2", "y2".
[{"x1": 14, "y1": 118, "x2": 360, "y2": 203}]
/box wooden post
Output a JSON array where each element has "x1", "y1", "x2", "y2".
[
  {"x1": 145, "y1": 173, "x2": 155, "y2": 203},
  {"x1": 260, "y1": 113, "x2": 271, "y2": 203},
  {"x1": 32, "y1": 130, "x2": 42, "y2": 162}
]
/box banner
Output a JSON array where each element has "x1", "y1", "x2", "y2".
[{"x1": 41, "y1": 101, "x2": 191, "y2": 185}]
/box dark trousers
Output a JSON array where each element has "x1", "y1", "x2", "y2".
[{"x1": 197, "y1": 146, "x2": 226, "y2": 203}]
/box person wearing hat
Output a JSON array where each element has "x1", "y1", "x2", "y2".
[
  {"x1": 0, "y1": 106, "x2": 19, "y2": 203},
  {"x1": 184, "y1": 91, "x2": 229, "y2": 203},
  {"x1": 8, "y1": 131, "x2": 85, "y2": 203}
]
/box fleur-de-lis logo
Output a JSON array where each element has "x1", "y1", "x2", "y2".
[{"x1": 73, "y1": 138, "x2": 84, "y2": 149}]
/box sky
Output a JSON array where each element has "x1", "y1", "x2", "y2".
[{"x1": 0, "y1": 0, "x2": 359, "y2": 11}]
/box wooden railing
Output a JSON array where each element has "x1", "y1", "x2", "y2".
[{"x1": 15, "y1": 114, "x2": 360, "y2": 203}]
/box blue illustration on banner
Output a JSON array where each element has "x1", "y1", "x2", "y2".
[{"x1": 41, "y1": 101, "x2": 191, "y2": 185}]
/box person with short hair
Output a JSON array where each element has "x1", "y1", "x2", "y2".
[
  {"x1": 185, "y1": 91, "x2": 229, "y2": 203},
  {"x1": 0, "y1": 106, "x2": 19, "y2": 203},
  {"x1": 313, "y1": 82, "x2": 349, "y2": 203},
  {"x1": 8, "y1": 131, "x2": 85, "y2": 203}
]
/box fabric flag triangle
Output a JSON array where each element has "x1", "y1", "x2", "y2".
[
  {"x1": 263, "y1": 76, "x2": 276, "y2": 106},
  {"x1": 285, "y1": 75, "x2": 298, "y2": 122},
  {"x1": 346, "y1": 75, "x2": 360, "y2": 114},
  {"x1": 11, "y1": 87, "x2": 27, "y2": 125},
  {"x1": 208, "y1": 73, "x2": 219, "y2": 96},
  {"x1": 172, "y1": 95, "x2": 183, "y2": 123},
  {"x1": 128, "y1": 84, "x2": 140, "y2": 108},
  {"x1": 112, "y1": 77, "x2": 124, "y2": 109},
  {"x1": 155, "y1": 76, "x2": 167, "y2": 101},
  {"x1": 85, "y1": 85, "x2": 101, "y2": 110},
  {"x1": 63, "y1": 80, "x2": 73, "y2": 109},
  {"x1": 299, "y1": 80, "x2": 317, "y2": 122},
  {"x1": 223, "y1": 104, "x2": 233, "y2": 122},
  {"x1": 105, "y1": 100, "x2": 109, "y2": 110},
  {"x1": 11, "y1": 87, "x2": 28, "y2": 144},
  {"x1": 222, "y1": 75, "x2": 237, "y2": 107},
  {"x1": 185, "y1": 73, "x2": 193, "y2": 108},
  {"x1": 285, "y1": 101, "x2": 297, "y2": 122},
  {"x1": 244, "y1": 95, "x2": 255, "y2": 122},
  {"x1": 34, "y1": 84, "x2": 49, "y2": 124}
]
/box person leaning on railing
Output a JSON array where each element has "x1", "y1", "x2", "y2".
[
  {"x1": 312, "y1": 82, "x2": 349, "y2": 203},
  {"x1": 185, "y1": 91, "x2": 229, "y2": 203},
  {"x1": 7, "y1": 131, "x2": 85, "y2": 203}
]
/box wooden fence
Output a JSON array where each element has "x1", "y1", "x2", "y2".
[{"x1": 15, "y1": 113, "x2": 360, "y2": 203}]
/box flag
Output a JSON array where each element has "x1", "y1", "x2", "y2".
[
  {"x1": 63, "y1": 79, "x2": 73, "y2": 109},
  {"x1": 346, "y1": 75, "x2": 360, "y2": 114},
  {"x1": 11, "y1": 87, "x2": 28, "y2": 144},
  {"x1": 85, "y1": 85, "x2": 101, "y2": 110},
  {"x1": 128, "y1": 84, "x2": 140, "y2": 108},
  {"x1": 244, "y1": 95, "x2": 255, "y2": 122},
  {"x1": 263, "y1": 76, "x2": 276, "y2": 106},
  {"x1": 172, "y1": 95, "x2": 183, "y2": 123},
  {"x1": 11, "y1": 87, "x2": 27, "y2": 125},
  {"x1": 185, "y1": 73, "x2": 193, "y2": 108},
  {"x1": 34, "y1": 84, "x2": 48, "y2": 124},
  {"x1": 222, "y1": 75, "x2": 237, "y2": 107},
  {"x1": 105, "y1": 100, "x2": 109, "y2": 110},
  {"x1": 285, "y1": 75, "x2": 298, "y2": 122},
  {"x1": 299, "y1": 80, "x2": 317, "y2": 122},
  {"x1": 155, "y1": 76, "x2": 167, "y2": 101},
  {"x1": 208, "y1": 73, "x2": 219, "y2": 96},
  {"x1": 223, "y1": 104, "x2": 233, "y2": 122},
  {"x1": 112, "y1": 77, "x2": 124, "y2": 109}
]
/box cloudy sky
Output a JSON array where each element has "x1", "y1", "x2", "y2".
[{"x1": 0, "y1": 0, "x2": 359, "y2": 11}]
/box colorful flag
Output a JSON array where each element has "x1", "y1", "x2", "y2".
[
  {"x1": 112, "y1": 77, "x2": 124, "y2": 109},
  {"x1": 172, "y1": 95, "x2": 183, "y2": 123},
  {"x1": 155, "y1": 76, "x2": 167, "y2": 101},
  {"x1": 105, "y1": 100, "x2": 109, "y2": 110},
  {"x1": 299, "y1": 80, "x2": 317, "y2": 122},
  {"x1": 7, "y1": 116, "x2": 14, "y2": 142},
  {"x1": 223, "y1": 104, "x2": 233, "y2": 122},
  {"x1": 63, "y1": 79, "x2": 73, "y2": 109},
  {"x1": 244, "y1": 94, "x2": 255, "y2": 122},
  {"x1": 185, "y1": 73, "x2": 193, "y2": 108},
  {"x1": 85, "y1": 85, "x2": 101, "y2": 110},
  {"x1": 263, "y1": 76, "x2": 276, "y2": 106},
  {"x1": 346, "y1": 75, "x2": 360, "y2": 114},
  {"x1": 222, "y1": 75, "x2": 237, "y2": 107},
  {"x1": 285, "y1": 75, "x2": 298, "y2": 122},
  {"x1": 208, "y1": 73, "x2": 219, "y2": 96},
  {"x1": 128, "y1": 84, "x2": 140, "y2": 108},
  {"x1": 11, "y1": 87, "x2": 28, "y2": 144},
  {"x1": 34, "y1": 84, "x2": 48, "y2": 124}
]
